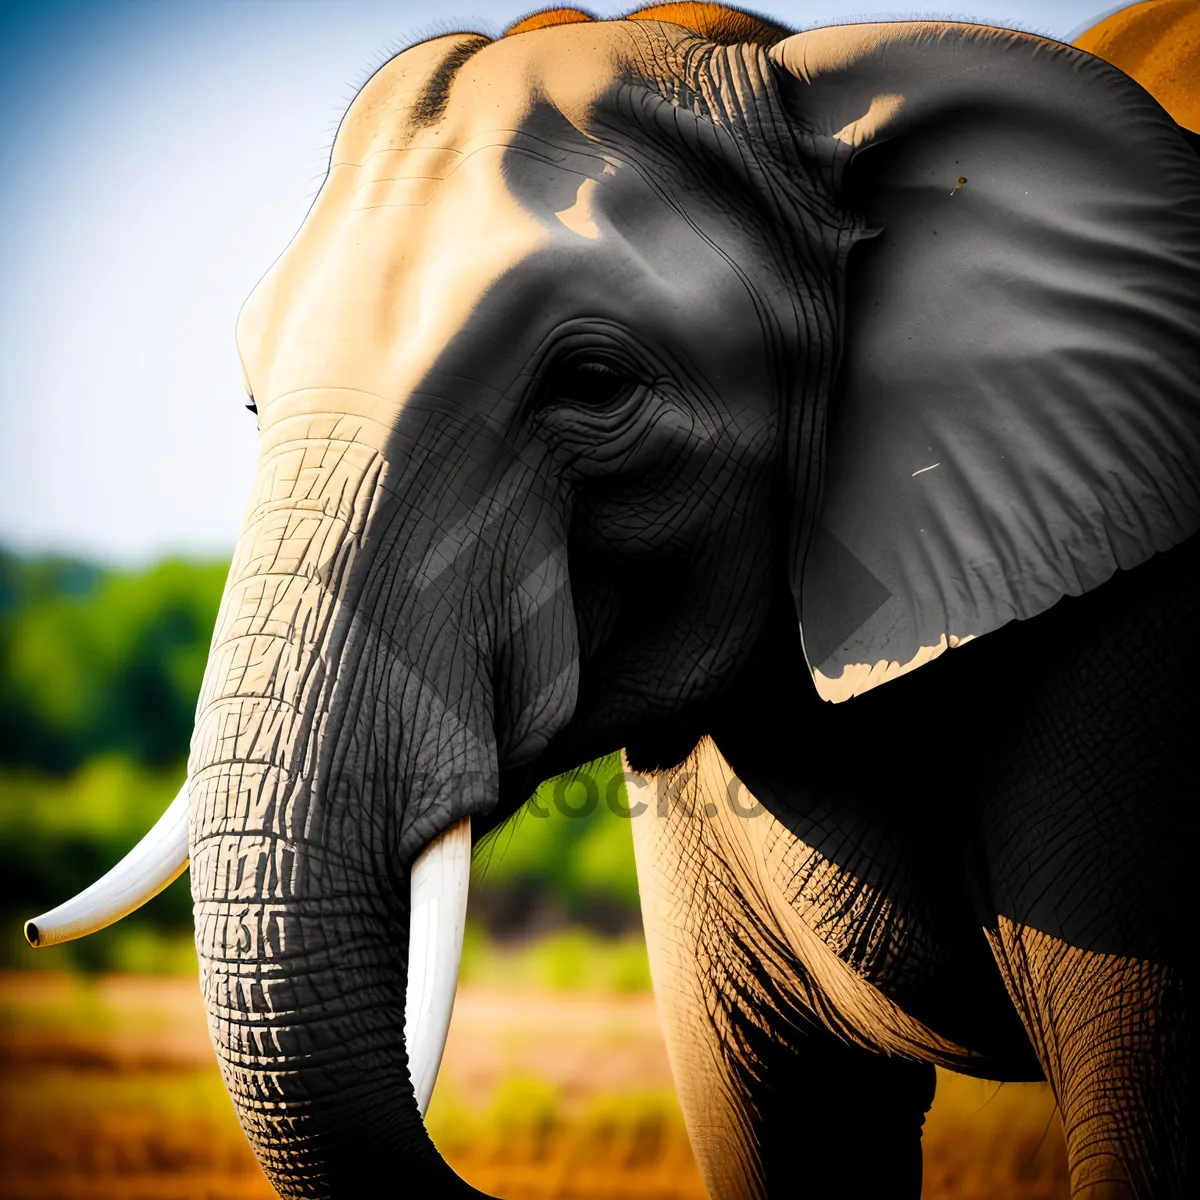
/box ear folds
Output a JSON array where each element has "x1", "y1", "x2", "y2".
[{"x1": 769, "y1": 22, "x2": 1200, "y2": 702}]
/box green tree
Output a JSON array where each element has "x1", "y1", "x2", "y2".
[{"x1": 0, "y1": 550, "x2": 228, "y2": 772}]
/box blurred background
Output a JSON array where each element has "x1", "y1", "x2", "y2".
[{"x1": 1, "y1": 1, "x2": 1107, "y2": 1196}]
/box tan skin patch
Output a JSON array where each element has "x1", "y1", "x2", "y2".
[
  {"x1": 502, "y1": 4, "x2": 791, "y2": 46},
  {"x1": 1074, "y1": 0, "x2": 1200, "y2": 132},
  {"x1": 812, "y1": 633, "x2": 976, "y2": 704},
  {"x1": 627, "y1": 3, "x2": 789, "y2": 45},
  {"x1": 553, "y1": 176, "x2": 605, "y2": 239},
  {"x1": 504, "y1": 8, "x2": 596, "y2": 37}
]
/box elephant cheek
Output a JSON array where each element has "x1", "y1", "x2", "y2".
[
  {"x1": 491, "y1": 548, "x2": 581, "y2": 768},
  {"x1": 498, "y1": 655, "x2": 580, "y2": 766}
]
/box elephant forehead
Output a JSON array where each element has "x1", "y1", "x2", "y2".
[
  {"x1": 347, "y1": 120, "x2": 619, "y2": 223},
  {"x1": 240, "y1": 137, "x2": 755, "y2": 417},
  {"x1": 236, "y1": 22, "x2": 777, "y2": 416},
  {"x1": 333, "y1": 22, "x2": 641, "y2": 166},
  {"x1": 236, "y1": 26, "x2": 631, "y2": 400},
  {"x1": 242, "y1": 142, "x2": 609, "y2": 409}
]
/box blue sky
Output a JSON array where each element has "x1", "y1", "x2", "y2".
[{"x1": 0, "y1": 0, "x2": 1112, "y2": 563}]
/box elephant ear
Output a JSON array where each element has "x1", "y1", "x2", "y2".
[{"x1": 768, "y1": 22, "x2": 1200, "y2": 702}]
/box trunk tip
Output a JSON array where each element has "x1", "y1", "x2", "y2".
[{"x1": 24, "y1": 920, "x2": 41, "y2": 948}]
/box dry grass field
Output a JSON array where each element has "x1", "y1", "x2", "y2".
[{"x1": 0, "y1": 971, "x2": 1067, "y2": 1200}]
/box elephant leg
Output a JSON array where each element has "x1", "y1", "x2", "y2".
[
  {"x1": 976, "y1": 536, "x2": 1197, "y2": 1198},
  {"x1": 627, "y1": 743, "x2": 936, "y2": 1200},
  {"x1": 985, "y1": 920, "x2": 1186, "y2": 1200}
]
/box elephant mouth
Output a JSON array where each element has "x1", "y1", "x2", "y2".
[{"x1": 25, "y1": 786, "x2": 476, "y2": 1120}]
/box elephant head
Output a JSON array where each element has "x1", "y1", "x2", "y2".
[{"x1": 27, "y1": 5, "x2": 1200, "y2": 1197}]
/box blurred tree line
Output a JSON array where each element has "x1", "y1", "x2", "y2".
[
  {"x1": 0, "y1": 547, "x2": 642, "y2": 972},
  {"x1": 0, "y1": 551, "x2": 227, "y2": 773}
]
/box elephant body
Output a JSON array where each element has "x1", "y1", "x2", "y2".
[
  {"x1": 632, "y1": 522, "x2": 1198, "y2": 1198},
  {"x1": 52, "y1": 4, "x2": 1194, "y2": 1198}
]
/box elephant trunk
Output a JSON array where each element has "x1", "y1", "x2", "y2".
[
  {"x1": 191, "y1": 806, "x2": 480, "y2": 1195},
  {"x1": 187, "y1": 434, "x2": 494, "y2": 1198},
  {"x1": 191, "y1": 839, "x2": 431, "y2": 1192}
]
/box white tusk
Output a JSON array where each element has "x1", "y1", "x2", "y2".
[
  {"x1": 404, "y1": 815, "x2": 471, "y2": 1118},
  {"x1": 24, "y1": 783, "x2": 189, "y2": 949}
]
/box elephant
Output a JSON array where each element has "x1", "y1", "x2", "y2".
[{"x1": 25, "y1": 3, "x2": 1200, "y2": 1198}]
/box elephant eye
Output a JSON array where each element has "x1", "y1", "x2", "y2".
[
  {"x1": 245, "y1": 398, "x2": 258, "y2": 417},
  {"x1": 543, "y1": 360, "x2": 636, "y2": 410}
]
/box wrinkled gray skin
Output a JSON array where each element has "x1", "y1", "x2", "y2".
[{"x1": 189, "y1": 15, "x2": 1195, "y2": 1200}]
